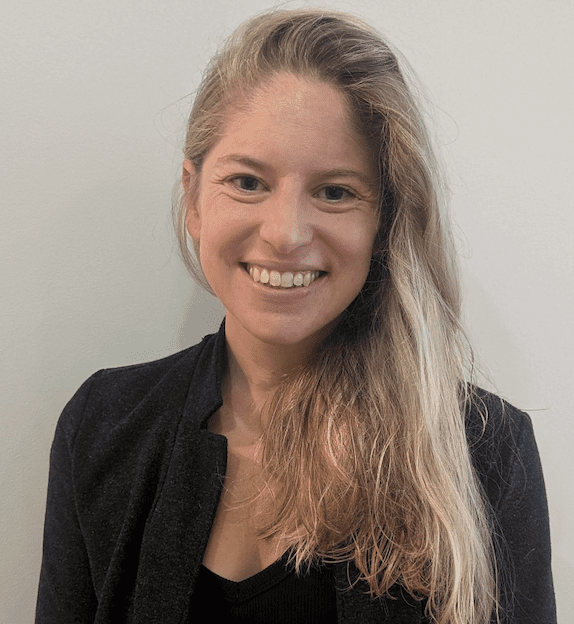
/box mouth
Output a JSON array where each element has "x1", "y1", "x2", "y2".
[{"x1": 243, "y1": 263, "x2": 326, "y2": 289}]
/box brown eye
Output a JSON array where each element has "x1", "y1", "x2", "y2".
[
  {"x1": 231, "y1": 176, "x2": 262, "y2": 191},
  {"x1": 321, "y1": 185, "x2": 355, "y2": 201}
]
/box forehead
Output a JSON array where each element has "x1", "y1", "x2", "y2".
[
  {"x1": 248, "y1": 73, "x2": 347, "y2": 115},
  {"x1": 210, "y1": 73, "x2": 375, "y2": 173}
]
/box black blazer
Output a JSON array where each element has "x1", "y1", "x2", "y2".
[{"x1": 36, "y1": 323, "x2": 556, "y2": 623}]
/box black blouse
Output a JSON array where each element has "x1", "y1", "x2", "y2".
[{"x1": 188, "y1": 551, "x2": 338, "y2": 623}]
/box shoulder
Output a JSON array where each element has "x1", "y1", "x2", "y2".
[
  {"x1": 465, "y1": 386, "x2": 533, "y2": 450},
  {"x1": 464, "y1": 386, "x2": 542, "y2": 509},
  {"x1": 54, "y1": 330, "x2": 221, "y2": 452}
]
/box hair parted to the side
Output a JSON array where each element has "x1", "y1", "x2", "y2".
[{"x1": 173, "y1": 8, "x2": 498, "y2": 624}]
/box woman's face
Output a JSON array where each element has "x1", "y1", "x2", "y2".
[{"x1": 184, "y1": 73, "x2": 379, "y2": 352}]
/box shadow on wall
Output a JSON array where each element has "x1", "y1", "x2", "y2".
[
  {"x1": 174, "y1": 281, "x2": 225, "y2": 351},
  {"x1": 552, "y1": 555, "x2": 572, "y2": 622}
]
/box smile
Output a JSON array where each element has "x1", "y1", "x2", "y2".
[{"x1": 245, "y1": 264, "x2": 324, "y2": 288}]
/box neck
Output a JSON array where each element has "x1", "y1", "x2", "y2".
[{"x1": 220, "y1": 316, "x2": 324, "y2": 438}]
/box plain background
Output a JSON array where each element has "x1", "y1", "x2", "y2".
[{"x1": 2, "y1": 0, "x2": 572, "y2": 621}]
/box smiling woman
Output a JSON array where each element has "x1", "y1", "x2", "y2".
[
  {"x1": 36, "y1": 7, "x2": 556, "y2": 624},
  {"x1": 183, "y1": 73, "x2": 379, "y2": 352}
]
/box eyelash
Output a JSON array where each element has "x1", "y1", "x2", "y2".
[{"x1": 227, "y1": 175, "x2": 358, "y2": 201}]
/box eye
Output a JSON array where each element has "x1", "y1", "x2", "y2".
[
  {"x1": 319, "y1": 185, "x2": 356, "y2": 202},
  {"x1": 229, "y1": 175, "x2": 264, "y2": 192}
]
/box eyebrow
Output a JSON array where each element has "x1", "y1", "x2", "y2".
[{"x1": 214, "y1": 154, "x2": 375, "y2": 188}]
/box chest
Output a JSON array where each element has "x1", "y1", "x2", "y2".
[{"x1": 201, "y1": 439, "x2": 287, "y2": 581}]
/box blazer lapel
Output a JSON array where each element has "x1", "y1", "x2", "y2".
[{"x1": 131, "y1": 328, "x2": 228, "y2": 624}]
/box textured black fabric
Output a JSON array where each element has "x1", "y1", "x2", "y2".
[
  {"x1": 36, "y1": 323, "x2": 557, "y2": 623},
  {"x1": 188, "y1": 551, "x2": 338, "y2": 623}
]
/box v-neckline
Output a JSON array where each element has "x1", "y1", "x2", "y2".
[{"x1": 200, "y1": 549, "x2": 294, "y2": 603}]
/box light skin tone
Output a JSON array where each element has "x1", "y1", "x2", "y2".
[{"x1": 183, "y1": 72, "x2": 379, "y2": 580}]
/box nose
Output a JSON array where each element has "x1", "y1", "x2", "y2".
[{"x1": 258, "y1": 188, "x2": 313, "y2": 254}]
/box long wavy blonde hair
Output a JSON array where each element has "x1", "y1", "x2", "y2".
[{"x1": 173, "y1": 8, "x2": 497, "y2": 624}]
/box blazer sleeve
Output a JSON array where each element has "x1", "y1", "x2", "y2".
[
  {"x1": 35, "y1": 377, "x2": 99, "y2": 624},
  {"x1": 489, "y1": 405, "x2": 557, "y2": 624}
]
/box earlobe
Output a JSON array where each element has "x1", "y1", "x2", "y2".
[{"x1": 182, "y1": 159, "x2": 201, "y2": 240}]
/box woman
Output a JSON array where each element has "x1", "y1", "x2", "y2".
[{"x1": 36, "y1": 8, "x2": 556, "y2": 624}]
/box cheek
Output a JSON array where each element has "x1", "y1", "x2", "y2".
[
  {"x1": 196, "y1": 214, "x2": 247, "y2": 272},
  {"x1": 342, "y1": 222, "x2": 378, "y2": 272}
]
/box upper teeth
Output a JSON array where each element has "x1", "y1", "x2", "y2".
[{"x1": 247, "y1": 265, "x2": 321, "y2": 288}]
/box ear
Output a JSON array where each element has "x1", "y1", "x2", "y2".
[{"x1": 182, "y1": 159, "x2": 202, "y2": 240}]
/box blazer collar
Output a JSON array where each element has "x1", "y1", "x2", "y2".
[{"x1": 184, "y1": 319, "x2": 227, "y2": 429}]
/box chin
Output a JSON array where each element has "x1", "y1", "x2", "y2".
[{"x1": 249, "y1": 317, "x2": 338, "y2": 351}]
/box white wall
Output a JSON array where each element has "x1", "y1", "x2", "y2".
[{"x1": 2, "y1": 0, "x2": 572, "y2": 621}]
